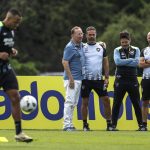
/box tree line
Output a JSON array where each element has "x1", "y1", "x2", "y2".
[{"x1": 0, "y1": 0, "x2": 150, "y2": 75}]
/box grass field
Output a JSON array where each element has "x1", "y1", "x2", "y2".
[{"x1": 0, "y1": 130, "x2": 150, "y2": 150}]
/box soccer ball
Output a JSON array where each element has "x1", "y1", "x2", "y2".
[{"x1": 20, "y1": 95, "x2": 37, "y2": 113}]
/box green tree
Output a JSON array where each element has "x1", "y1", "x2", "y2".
[
  {"x1": 1, "y1": 0, "x2": 150, "y2": 75},
  {"x1": 6, "y1": 0, "x2": 116, "y2": 72},
  {"x1": 10, "y1": 59, "x2": 39, "y2": 75}
]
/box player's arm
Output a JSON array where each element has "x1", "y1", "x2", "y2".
[
  {"x1": 0, "y1": 48, "x2": 17, "y2": 59},
  {"x1": 81, "y1": 44, "x2": 86, "y2": 75},
  {"x1": 103, "y1": 48, "x2": 109, "y2": 87},
  {"x1": 62, "y1": 59, "x2": 74, "y2": 89},
  {"x1": 99, "y1": 41, "x2": 106, "y2": 49},
  {"x1": 145, "y1": 60, "x2": 150, "y2": 64},
  {"x1": 103, "y1": 56, "x2": 109, "y2": 87},
  {"x1": 62, "y1": 46, "x2": 75, "y2": 89},
  {"x1": 0, "y1": 26, "x2": 9, "y2": 60},
  {"x1": 0, "y1": 48, "x2": 18, "y2": 59},
  {"x1": 127, "y1": 47, "x2": 140, "y2": 67},
  {"x1": 114, "y1": 48, "x2": 132, "y2": 65},
  {"x1": 0, "y1": 52, "x2": 9, "y2": 60},
  {"x1": 139, "y1": 57, "x2": 150, "y2": 68},
  {"x1": 139, "y1": 48, "x2": 150, "y2": 68}
]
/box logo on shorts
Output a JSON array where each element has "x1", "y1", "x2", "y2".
[
  {"x1": 134, "y1": 83, "x2": 138, "y2": 87},
  {"x1": 82, "y1": 85, "x2": 85, "y2": 89},
  {"x1": 115, "y1": 82, "x2": 119, "y2": 87},
  {"x1": 3, "y1": 32, "x2": 7, "y2": 35}
]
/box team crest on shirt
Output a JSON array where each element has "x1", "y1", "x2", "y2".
[
  {"x1": 129, "y1": 50, "x2": 134, "y2": 55},
  {"x1": 96, "y1": 48, "x2": 100, "y2": 52},
  {"x1": 144, "y1": 49, "x2": 149, "y2": 56},
  {"x1": 121, "y1": 52, "x2": 126, "y2": 58},
  {"x1": 144, "y1": 51, "x2": 148, "y2": 56},
  {"x1": 115, "y1": 82, "x2": 119, "y2": 87},
  {"x1": 82, "y1": 85, "x2": 85, "y2": 89}
]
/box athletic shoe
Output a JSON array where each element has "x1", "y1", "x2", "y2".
[
  {"x1": 107, "y1": 126, "x2": 113, "y2": 131},
  {"x1": 15, "y1": 132, "x2": 33, "y2": 142},
  {"x1": 106, "y1": 124, "x2": 112, "y2": 131},
  {"x1": 70, "y1": 127, "x2": 76, "y2": 131},
  {"x1": 63, "y1": 127, "x2": 75, "y2": 131},
  {"x1": 83, "y1": 123, "x2": 90, "y2": 131},
  {"x1": 137, "y1": 125, "x2": 147, "y2": 131},
  {"x1": 107, "y1": 125, "x2": 119, "y2": 131}
]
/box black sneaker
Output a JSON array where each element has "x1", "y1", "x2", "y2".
[
  {"x1": 83, "y1": 123, "x2": 90, "y2": 131},
  {"x1": 107, "y1": 127, "x2": 119, "y2": 131},
  {"x1": 137, "y1": 125, "x2": 147, "y2": 131},
  {"x1": 107, "y1": 125, "x2": 119, "y2": 131},
  {"x1": 106, "y1": 124, "x2": 112, "y2": 131}
]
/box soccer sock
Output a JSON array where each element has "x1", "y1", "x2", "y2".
[
  {"x1": 83, "y1": 120, "x2": 87, "y2": 125},
  {"x1": 15, "y1": 121, "x2": 22, "y2": 135},
  {"x1": 106, "y1": 120, "x2": 112, "y2": 126},
  {"x1": 143, "y1": 122, "x2": 147, "y2": 127}
]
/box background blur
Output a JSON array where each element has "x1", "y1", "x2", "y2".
[{"x1": 0, "y1": 0, "x2": 150, "y2": 75}]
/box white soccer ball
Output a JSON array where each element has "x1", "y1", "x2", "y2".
[{"x1": 20, "y1": 95, "x2": 37, "y2": 113}]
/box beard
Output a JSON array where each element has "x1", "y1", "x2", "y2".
[{"x1": 89, "y1": 37, "x2": 96, "y2": 42}]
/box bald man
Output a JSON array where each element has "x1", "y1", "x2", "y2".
[
  {"x1": 139, "y1": 32, "x2": 150, "y2": 131},
  {"x1": 0, "y1": 9, "x2": 33, "y2": 142}
]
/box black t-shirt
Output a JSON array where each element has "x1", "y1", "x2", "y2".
[{"x1": 0, "y1": 21, "x2": 15, "y2": 63}]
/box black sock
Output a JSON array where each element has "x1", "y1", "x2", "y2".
[
  {"x1": 15, "y1": 121, "x2": 22, "y2": 135},
  {"x1": 106, "y1": 120, "x2": 111, "y2": 126},
  {"x1": 143, "y1": 122, "x2": 147, "y2": 127},
  {"x1": 83, "y1": 120, "x2": 87, "y2": 125}
]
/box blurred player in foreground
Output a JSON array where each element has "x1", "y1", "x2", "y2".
[{"x1": 0, "y1": 9, "x2": 33, "y2": 142}]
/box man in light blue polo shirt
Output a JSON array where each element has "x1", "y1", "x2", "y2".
[{"x1": 62, "y1": 26, "x2": 84, "y2": 131}]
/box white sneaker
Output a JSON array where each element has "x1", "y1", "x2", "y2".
[{"x1": 15, "y1": 132, "x2": 33, "y2": 142}]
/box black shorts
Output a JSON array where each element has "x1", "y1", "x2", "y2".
[
  {"x1": 141, "y1": 79, "x2": 150, "y2": 101},
  {"x1": 81, "y1": 80, "x2": 108, "y2": 98},
  {"x1": 0, "y1": 69, "x2": 19, "y2": 91}
]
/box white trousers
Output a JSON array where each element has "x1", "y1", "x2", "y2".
[{"x1": 63, "y1": 80, "x2": 82, "y2": 129}]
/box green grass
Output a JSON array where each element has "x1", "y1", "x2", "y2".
[{"x1": 0, "y1": 130, "x2": 150, "y2": 150}]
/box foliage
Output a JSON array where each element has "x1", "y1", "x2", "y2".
[
  {"x1": 0, "y1": 0, "x2": 150, "y2": 75},
  {"x1": 10, "y1": 59, "x2": 39, "y2": 75}
]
